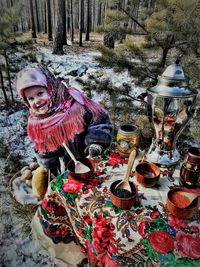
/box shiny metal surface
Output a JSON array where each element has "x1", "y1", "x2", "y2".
[{"x1": 145, "y1": 63, "x2": 198, "y2": 166}]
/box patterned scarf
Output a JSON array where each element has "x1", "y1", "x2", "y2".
[{"x1": 17, "y1": 63, "x2": 105, "y2": 153}]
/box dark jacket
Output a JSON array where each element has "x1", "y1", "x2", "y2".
[{"x1": 35, "y1": 108, "x2": 112, "y2": 176}]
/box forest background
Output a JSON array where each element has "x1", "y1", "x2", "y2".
[{"x1": 0, "y1": 0, "x2": 200, "y2": 266}]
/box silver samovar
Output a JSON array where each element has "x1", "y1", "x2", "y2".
[{"x1": 145, "y1": 62, "x2": 198, "y2": 166}]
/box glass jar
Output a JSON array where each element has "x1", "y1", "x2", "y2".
[{"x1": 116, "y1": 125, "x2": 140, "y2": 156}]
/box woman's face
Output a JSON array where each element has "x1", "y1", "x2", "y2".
[{"x1": 24, "y1": 86, "x2": 50, "y2": 115}]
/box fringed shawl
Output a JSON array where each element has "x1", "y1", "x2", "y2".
[{"x1": 20, "y1": 64, "x2": 106, "y2": 153}]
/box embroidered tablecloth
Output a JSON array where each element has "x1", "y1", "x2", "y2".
[{"x1": 38, "y1": 150, "x2": 200, "y2": 267}]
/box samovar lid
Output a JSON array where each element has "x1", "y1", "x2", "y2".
[
  {"x1": 162, "y1": 62, "x2": 185, "y2": 81},
  {"x1": 147, "y1": 61, "x2": 198, "y2": 97}
]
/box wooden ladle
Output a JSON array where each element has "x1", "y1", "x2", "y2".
[
  {"x1": 178, "y1": 191, "x2": 200, "y2": 208},
  {"x1": 115, "y1": 149, "x2": 137, "y2": 192},
  {"x1": 62, "y1": 143, "x2": 90, "y2": 174}
]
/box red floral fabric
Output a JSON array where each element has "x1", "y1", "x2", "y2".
[{"x1": 148, "y1": 230, "x2": 174, "y2": 253}]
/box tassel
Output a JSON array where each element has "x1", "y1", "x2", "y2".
[{"x1": 28, "y1": 102, "x2": 85, "y2": 153}]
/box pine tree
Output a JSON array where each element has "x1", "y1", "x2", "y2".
[
  {"x1": 96, "y1": 0, "x2": 200, "y2": 90},
  {"x1": 0, "y1": 1, "x2": 24, "y2": 105}
]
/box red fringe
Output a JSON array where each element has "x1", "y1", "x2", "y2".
[{"x1": 28, "y1": 102, "x2": 85, "y2": 153}]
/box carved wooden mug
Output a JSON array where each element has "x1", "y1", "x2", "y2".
[{"x1": 180, "y1": 147, "x2": 200, "y2": 188}]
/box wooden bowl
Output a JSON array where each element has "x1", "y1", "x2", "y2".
[
  {"x1": 110, "y1": 180, "x2": 137, "y2": 210},
  {"x1": 167, "y1": 187, "x2": 198, "y2": 219},
  {"x1": 135, "y1": 162, "x2": 160, "y2": 187},
  {"x1": 67, "y1": 158, "x2": 94, "y2": 181}
]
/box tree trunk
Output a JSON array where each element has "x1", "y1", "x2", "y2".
[
  {"x1": 67, "y1": 0, "x2": 70, "y2": 32},
  {"x1": 92, "y1": 0, "x2": 95, "y2": 31},
  {"x1": 62, "y1": 0, "x2": 67, "y2": 45},
  {"x1": 46, "y1": 0, "x2": 53, "y2": 41},
  {"x1": 29, "y1": 0, "x2": 37, "y2": 38},
  {"x1": 4, "y1": 51, "x2": 14, "y2": 102},
  {"x1": 70, "y1": 0, "x2": 74, "y2": 42},
  {"x1": 43, "y1": 0, "x2": 47, "y2": 33},
  {"x1": 79, "y1": 0, "x2": 84, "y2": 47},
  {"x1": 35, "y1": 0, "x2": 40, "y2": 32},
  {"x1": 0, "y1": 65, "x2": 9, "y2": 106},
  {"x1": 104, "y1": 32, "x2": 114, "y2": 48},
  {"x1": 85, "y1": 0, "x2": 90, "y2": 41},
  {"x1": 97, "y1": 2, "x2": 102, "y2": 26},
  {"x1": 53, "y1": 0, "x2": 65, "y2": 54}
]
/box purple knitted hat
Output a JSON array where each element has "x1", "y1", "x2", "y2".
[{"x1": 16, "y1": 63, "x2": 47, "y2": 100}]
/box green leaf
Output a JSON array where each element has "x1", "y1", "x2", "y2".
[
  {"x1": 63, "y1": 192, "x2": 77, "y2": 201},
  {"x1": 83, "y1": 226, "x2": 92, "y2": 242}
]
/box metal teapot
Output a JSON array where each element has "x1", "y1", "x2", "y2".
[{"x1": 144, "y1": 61, "x2": 198, "y2": 166}]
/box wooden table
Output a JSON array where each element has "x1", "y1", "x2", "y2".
[{"x1": 37, "y1": 149, "x2": 200, "y2": 267}]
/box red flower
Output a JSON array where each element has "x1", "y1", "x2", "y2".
[
  {"x1": 103, "y1": 187, "x2": 108, "y2": 193},
  {"x1": 95, "y1": 169, "x2": 102, "y2": 176},
  {"x1": 162, "y1": 170, "x2": 169, "y2": 176},
  {"x1": 88, "y1": 178, "x2": 98, "y2": 187},
  {"x1": 85, "y1": 240, "x2": 97, "y2": 266},
  {"x1": 83, "y1": 189, "x2": 89, "y2": 194},
  {"x1": 92, "y1": 215, "x2": 117, "y2": 255},
  {"x1": 92, "y1": 226, "x2": 112, "y2": 241},
  {"x1": 135, "y1": 208, "x2": 143, "y2": 215},
  {"x1": 138, "y1": 221, "x2": 148, "y2": 237},
  {"x1": 53, "y1": 225, "x2": 69, "y2": 238},
  {"x1": 107, "y1": 242, "x2": 118, "y2": 254},
  {"x1": 42, "y1": 198, "x2": 48, "y2": 209},
  {"x1": 94, "y1": 215, "x2": 107, "y2": 227},
  {"x1": 120, "y1": 158, "x2": 128, "y2": 164},
  {"x1": 97, "y1": 251, "x2": 118, "y2": 267},
  {"x1": 148, "y1": 230, "x2": 174, "y2": 253},
  {"x1": 175, "y1": 231, "x2": 200, "y2": 259},
  {"x1": 55, "y1": 207, "x2": 66, "y2": 216},
  {"x1": 129, "y1": 171, "x2": 135, "y2": 177},
  {"x1": 84, "y1": 215, "x2": 92, "y2": 225},
  {"x1": 190, "y1": 225, "x2": 199, "y2": 233},
  {"x1": 168, "y1": 215, "x2": 188, "y2": 230},
  {"x1": 41, "y1": 199, "x2": 54, "y2": 213},
  {"x1": 150, "y1": 210, "x2": 160, "y2": 219},
  {"x1": 92, "y1": 239, "x2": 106, "y2": 253},
  {"x1": 107, "y1": 152, "x2": 121, "y2": 166},
  {"x1": 62, "y1": 179, "x2": 83, "y2": 193}
]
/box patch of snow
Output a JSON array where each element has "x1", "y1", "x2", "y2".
[{"x1": 12, "y1": 176, "x2": 40, "y2": 205}]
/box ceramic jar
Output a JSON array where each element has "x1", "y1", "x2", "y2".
[
  {"x1": 116, "y1": 125, "x2": 140, "y2": 156},
  {"x1": 180, "y1": 147, "x2": 200, "y2": 188}
]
